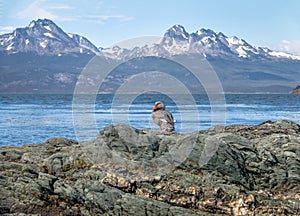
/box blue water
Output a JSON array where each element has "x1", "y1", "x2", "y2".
[{"x1": 1, "y1": 94, "x2": 300, "y2": 146}]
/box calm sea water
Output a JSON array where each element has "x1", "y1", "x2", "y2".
[{"x1": 1, "y1": 94, "x2": 300, "y2": 146}]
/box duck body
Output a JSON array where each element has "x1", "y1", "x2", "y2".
[{"x1": 152, "y1": 101, "x2": 175, "y2": 132}]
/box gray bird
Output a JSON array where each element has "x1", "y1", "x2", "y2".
[{"x1": 152, "y1": 101, "x2": 175, "y2": 132}]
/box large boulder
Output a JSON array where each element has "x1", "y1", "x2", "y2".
[{"x1": 0, "y1": 120, "x2": 300, "y2": 215}]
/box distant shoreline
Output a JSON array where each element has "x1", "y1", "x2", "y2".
[{"x1": 0, "y1": 92, "x2": 298, "y2": 95}]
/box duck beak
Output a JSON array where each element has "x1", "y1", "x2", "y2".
[{"x1": 152, "y1": 105, "x2": 157, "y2": 111}]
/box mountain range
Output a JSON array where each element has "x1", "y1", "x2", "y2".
[{"x1": 0, "y1": 18, "x2": 300, "y2": 93}]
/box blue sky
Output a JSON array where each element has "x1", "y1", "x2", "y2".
[{"x1": 1, "y1": 0, "x2": 300, "y2": 54}]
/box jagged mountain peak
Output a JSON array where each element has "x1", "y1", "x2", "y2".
[
  {"x1": 158, "y1": 25, "x2": 252, "y2": 57},
  {"x1": 164, "y1": 24, "x2": 189, "y2": 40},
  {"x1": 157, "y1": 25, "x2": 300, "y2": 60},
  {"x1": 25, "y1": 18, "x2": 66, "y2": 38},
  {"x1": 28, "y1": 18, "x2": 57, "y2": 28},
  {"x1": 0, "y1": 19, "x2": 99, "y2": 55},
  {"x1": 216, "y1": 32, "x2": 226, "y2": 38},
  {"x1": 168, "y1": 24, "x2": 188, "y2": 33},
  {"x1": 196, "y1": 28, "x2": 217, "y2": 37}
]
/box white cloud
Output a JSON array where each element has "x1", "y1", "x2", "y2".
[
  {"x1": 16, "y1": 0, "x2": 133, "y2": 24},
  {"x1": 17, "y1": 0, "x2": 75, "y2": 21},
  {"x1": 0, "y1": 26, "x2": 15, "y2": 31},
  {"x1": 0, "y1": 26, "x2": 16, "y2": 34},
  {"x1": 97, "y1": 15, "x2": 133, "y2": 21},
  {"x1": 275, "y1": 40, "x2": 300, "y2": 56},
  {"x1": 47, "y1": 5, "x2": 75, "y2": 10},
  {"x1": 82, "y1": 14, "x2": 133, "y2": 24},
  {"x1": 17, "y1": 0, "x2": 57, "y2": 20}
]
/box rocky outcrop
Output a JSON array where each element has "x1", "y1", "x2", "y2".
[
  {"x1": 292, "y1": 85, "x2": 300, "y2": 94},
  {"x1": 1, "y1": 120, "x2": 300, "y2": 215}
]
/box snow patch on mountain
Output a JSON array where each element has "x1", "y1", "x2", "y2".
[
  {"x1": 28, "y1": 21, "x2": 35, "y2": 28},
  {"x1": 44, "y1": 32, "x2": 55, "y2": 38},
  {"x1": 6, "y1": 43, "x2": 14, "y2": 51},
  {"x1": 269, "y1": 51, "x2": 300, "y2": 60},
  {"x1": 227, "y1": 36, "x2": 244, "y2": 45},
  {"x1": 236, "y1": 46, "x2": 247, "y2": 58},
  {"x1": 39, "y1": 41, "x2": 47, "y2": 48},
  {"x1": 43, "y1": 25, "x2": 52, "y2": 32}
]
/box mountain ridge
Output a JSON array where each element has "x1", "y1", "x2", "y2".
[
  {"x1": 1, "y1": 19, "x2": 300, "y2": 61},
  {"x1": 1, "y1": 19, "x2": 300, "y2": 93}
]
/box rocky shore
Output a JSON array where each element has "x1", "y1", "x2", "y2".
[
  {"x1": 292, "y1": 86, "x2": 300, "y2": 94},
  {"x1": 1, "y1": 120, "x2": 300, "y2": 215}
]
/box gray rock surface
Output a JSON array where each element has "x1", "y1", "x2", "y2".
[{"x1": 1, "y1": 120, "x2": 300, "y2": 215}]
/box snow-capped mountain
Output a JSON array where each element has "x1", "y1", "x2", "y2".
[
  {"x1": 1, "y1": 19, "x2": 300, "y2": 94},
  {"x1": 102, "y1": 24, "x2": 300, "y2": 60},
  {"x1": 1, "y1": 20, "x2": 300, "y2": 61},
  {"x1": 0, "y1": 19, "x2": 99, "y2": 55}
]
